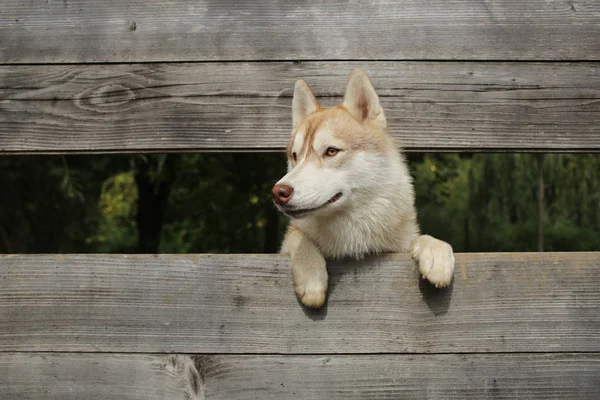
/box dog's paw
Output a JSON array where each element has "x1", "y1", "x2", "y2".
[
  {"x1": 295, "y1": 280, "x2": 327, "y2": 308},
  {"x1": 411, "y1": 235, "x2": 455, "y2": 288},
  {"x1": 292, "y1": 266, "x2": 328, "y2": 308}
]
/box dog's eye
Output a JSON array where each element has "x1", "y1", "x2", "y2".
[
  {"x1": 292, "y1": 152, "x2": 297, "y2": 162},
  {"x1": 325, "y1": 147, "x2": 340, "y2": 157}
]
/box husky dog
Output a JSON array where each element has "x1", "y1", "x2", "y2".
[{"x1": 272, "y1": 69, "x2": 455, "y2": 308}]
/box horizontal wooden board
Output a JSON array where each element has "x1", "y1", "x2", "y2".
[
  {"x1": 0, "y1": 353, "x2": 190, "y2": 400},
  {"x1": 1, "y1": 353, "x2": 598, "y2": 399},
  {"x1": 1, "y1": 1, "x2": 600, "y2": 63},
  {"x1": 0, "y1": 253, "x2": 598, "y2": 353},
  {"x1": 1, "y1": 62, "x2": 599, "y2": 153}
]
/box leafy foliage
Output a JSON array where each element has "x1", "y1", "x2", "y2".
[
  {"x1": 413, "y1": 153, "x2": 600, "y2": 252},
  {"x1": 0, "y1": 153, "x2": 598, "y2": 254},
  {"x1": 87, "y1": 171, "x2": 138, "y2": 252}
]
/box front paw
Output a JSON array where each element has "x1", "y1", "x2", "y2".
[
  {"x1": 293, "y1": 265, "x2": 328, "y2": 308},
  {"x1": 411, "y1": 235, "x2": 455, "y2": 288}
]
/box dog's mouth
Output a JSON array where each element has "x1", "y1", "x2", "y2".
[{"x1": 282, "y1": 192, "x2": 343, "y2": 218}]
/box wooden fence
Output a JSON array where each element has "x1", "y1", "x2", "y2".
[{"x1": 1, "y1": 1, "x2": 599, "y2": 398}]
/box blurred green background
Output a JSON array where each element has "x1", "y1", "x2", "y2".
[{"x1": 1, "y1": 153, "x2": 598, "y2": 254}]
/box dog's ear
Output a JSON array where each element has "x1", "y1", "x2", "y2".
[
  {"x1": 292, "y1": 80, "x2": 320, "y2": 128},
  {"x1": 343, "y1": 69, "x2": 386, "y2": 128}
]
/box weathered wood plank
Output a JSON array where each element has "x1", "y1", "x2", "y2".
[
  {"x1": 1, "y1": 353, "x2": 598, "y2": 399},
  {"x1": 0, "y1": 253, "x2": 598, "y2": 353},
  {"x1": 1, "y1": 62, "x2": 599, "y2": 153},
  {"x1": 2, "y1": 1, "x2": 600, "y2": 63},
  {"x1": 0, "y1": 353, "x2": 191, "y2": 400}
]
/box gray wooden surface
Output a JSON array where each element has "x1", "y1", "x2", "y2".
[
  {"x1": 1, "y1": 353, "x2": 598, "y2": 399},
  {"x1": 2, "y1": 1, "x2": 600, "y2": 63},
  {"x1": 3, "y1": 1, "x2": 599, "y2": 397},
  {"x1": 1, "y1": 253, "x2": 598, "y2": 353},
  {"x1": 1, "y1": 62, "x2": 599, "y2": 153}
]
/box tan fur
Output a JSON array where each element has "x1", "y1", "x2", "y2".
[
  {"x1": 276, "y1": 69, "x2": 455, "y2": 308},
  {"x1": 293, "y1": 108, "x2": 387, "y2": 160}
]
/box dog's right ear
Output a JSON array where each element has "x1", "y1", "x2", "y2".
[{"x1": 292, "y1": 80, "x2": 320, "y2": 128}]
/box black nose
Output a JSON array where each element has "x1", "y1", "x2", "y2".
[{"x1": 272, "y1": 184, "x2": 294, "y2": 205}]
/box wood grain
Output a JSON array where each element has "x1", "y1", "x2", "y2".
[
  {"x1": 2, "y1": 1, "x2": 600, "y2": 63},
  {"x1": 1, "y1": 353, "x2": 598, "y2": 399},
  {"x1": 1, "y1": 62, "x2": 599, "y2": 153},
  {"x1": 3, "y1": 2, "x2": 598, "y2": 397},
  {"x1": 0, "y1": 353, "x2": 192, "y2": 400},
  {"x1": 1, "y1": 253, "x2": 598, "y2": 353}
]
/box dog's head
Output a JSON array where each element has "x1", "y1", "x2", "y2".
[{"x1": 272, "y1": 69, "x2": 397, "y2": 219}]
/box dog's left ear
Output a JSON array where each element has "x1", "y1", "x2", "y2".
[{"x1": 343, "y1": 69, "x2": 386, "y2": 128}]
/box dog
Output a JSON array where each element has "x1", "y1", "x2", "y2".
[{"x1": 272, "y1": 69, "x2": 455, "y2": 308}]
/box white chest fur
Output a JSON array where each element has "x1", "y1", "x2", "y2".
[{"x1": 294, "y1": 186, "x2": 419, "y2": 259}]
